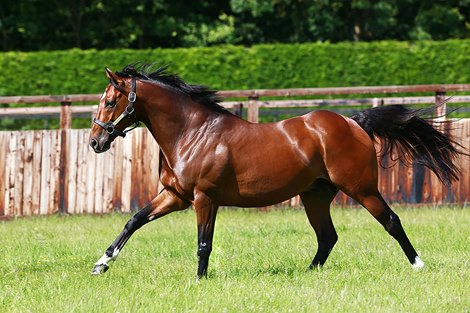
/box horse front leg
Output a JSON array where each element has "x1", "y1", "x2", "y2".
[
  {"x1": 194, "y1": 193, "x2": 219, "y2": 279},
  {"x1": 92, "y1": 189, "x2": 190, "y2": 275}
]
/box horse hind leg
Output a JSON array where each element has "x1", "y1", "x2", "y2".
[
  {"x1": 355, "y1": 191, "x2": 425, "y2": 269},
  {"x1": 300, "y1": 179, "x2": 338, "y2": 269}
]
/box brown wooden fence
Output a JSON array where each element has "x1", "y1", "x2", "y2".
[
  {"x1": 0, "y1": 119, "x2": 468, "y2": 217},
  {"x1": 1, "y1": 85, "x2": 469, "y2": 217},
  {"x1": 0, "y1": 128, "x2": 161, "y2": 217}
]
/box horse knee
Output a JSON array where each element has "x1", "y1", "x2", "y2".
[
  {"x1": 125, "y1": 205, "x2": 152, "y2": 231},
  {"x1": 124, "y1": 216, "x2": 139, "y2": 232}
]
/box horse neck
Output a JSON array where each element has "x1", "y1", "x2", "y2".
[{"x1": 138, "y1": 83, "x2": 215, "y2": 158}]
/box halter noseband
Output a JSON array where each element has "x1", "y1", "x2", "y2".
[{"x1": 93, "y1": 77, "x2": 140, "y2": 138}]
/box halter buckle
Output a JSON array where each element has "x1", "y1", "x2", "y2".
[
  {"x1": 106, "y1": 124, "x2": 115, "y2": 134},
  {"x1": 128, "y1": 91, "x2": 136, "y2": 103},
  {"x1": 125, "y1": 105, "x2": 135, "y2": 115}
]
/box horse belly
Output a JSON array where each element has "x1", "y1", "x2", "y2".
[{"x1": 225, "y1": 153, "x2": 322, "y2": 207}]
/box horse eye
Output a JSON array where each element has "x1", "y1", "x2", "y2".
[{"x1": 105, "y1": 100, "x2": 116, "y2": 108}]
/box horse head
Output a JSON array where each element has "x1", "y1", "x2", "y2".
[{"x1": 89, "y1": 68, "x2": 140, "y2": 153}]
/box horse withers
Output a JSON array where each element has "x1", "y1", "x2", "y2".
[{"x1": 89, "y1": 64, "x2": 464, "y2": 278}]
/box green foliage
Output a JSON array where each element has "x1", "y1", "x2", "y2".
[
  {"x1": 1, "y1": 40, "x2": 470, "y2": 97},
  {"x1": 0, "y1": 207, "x2": 468, "y2": 312},
  {"x1": 1, "y1": 40, "x2": 469, "y2": 129}
]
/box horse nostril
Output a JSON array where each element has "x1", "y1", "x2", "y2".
[{"x1": 90, "y1": 138, "x2": 98, "y2": 149}]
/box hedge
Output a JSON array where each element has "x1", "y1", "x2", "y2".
[{"x1": 1, "y1": 40, "x2": 470, "y2": 97}]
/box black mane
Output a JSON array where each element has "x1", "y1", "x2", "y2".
[{"x1": 116, "y1": 63, "x2": 229, "y2": 114}]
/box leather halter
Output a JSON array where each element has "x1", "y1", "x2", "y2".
[{"x1": 93, "y1": 77, "x2": 140, "y2": 137}]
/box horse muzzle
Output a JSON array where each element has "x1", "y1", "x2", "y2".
[{"x1": 89, "y1": 135, "x2": 112, "y2": 153}]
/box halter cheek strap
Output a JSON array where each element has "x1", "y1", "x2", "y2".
[{"x1": 93, "y1": 77, "x2": 140, "y2": 138}]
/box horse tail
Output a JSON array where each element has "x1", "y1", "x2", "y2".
[{"x1": 350, "y1": 104, "x2": 465, "y2": 186}]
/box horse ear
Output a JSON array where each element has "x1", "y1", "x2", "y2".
[{"x1": 105, "y1": 67, "x2": 120, "y2": 83}]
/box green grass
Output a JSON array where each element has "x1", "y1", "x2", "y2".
[{"x1": 0, "y1": 207, "x2": 468, "y2": 312}]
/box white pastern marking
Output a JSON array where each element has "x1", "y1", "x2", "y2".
[
  {"x1": 411, "y1": 256, "x2": 425, "y2": 270},
  {"x1": 95, "y1": 249, "x2": 120, "y2": 266},
  {"x1": 95, "y1": 253, "x2": 110, "y2": 266}
]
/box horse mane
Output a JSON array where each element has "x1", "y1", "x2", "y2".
[{"x1": 116, "y1": 63, "x2": 229, "y2": 114}]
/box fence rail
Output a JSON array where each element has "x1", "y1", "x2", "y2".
[
  {"x1": 1, "y1": 84, "x2": 469, "y2": 217},
  {"x1": 1, "y1": 84, "x2": 470, "y2": 125}
]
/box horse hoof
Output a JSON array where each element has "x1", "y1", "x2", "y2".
[
  {"x1": 411, "y1": 256, "x2": 425, "y2": 270},
  {"x1": 92, "y1": 263, "x2": 109, "y2": 275},
  {"x1": 308, "y1": 263, "x2": 322, "y2": 271}
]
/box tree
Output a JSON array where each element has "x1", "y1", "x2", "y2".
[{"x1": 0, "y1": 0, "x2": 469, "y2": 51}]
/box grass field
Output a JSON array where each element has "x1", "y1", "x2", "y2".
[{"x1": 0, "y1": 207, "x2": 468, "y2": 313}]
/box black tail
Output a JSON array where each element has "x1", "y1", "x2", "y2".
[{"x1": 351, "y1": 104, "x2": 466, "y2": 186}]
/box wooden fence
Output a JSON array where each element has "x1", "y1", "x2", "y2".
[
  {"x1": 1, "y1": 84, "x2": 469, "y2": 217},
  {"x1": 0, "y1": 128, "x2": 161, "y2": 217},
  {"x1": 0, "y1": 121, "x2": 468, "y2": 217}
]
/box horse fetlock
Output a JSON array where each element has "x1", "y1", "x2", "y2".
[
  {"x1": 103, "y1": 248, "x2": 120, "y2": 260},
  {"x1": 92, "y1": 249, "x2": 120, "y2": 275}
]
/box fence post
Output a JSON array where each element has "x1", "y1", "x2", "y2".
[
  {"x1": 60, "y1": 101, "x2": 72, "y2": 130},
  {"x1": 434, "y1": 91, "x2": 447, "y2": 134},
  {"x1": 247, "y1": 96, "x2": 259, "y2": 123},
  {"x1": 372, "y1": 98, "x2": 384, "y2": 107},
  {"x1": 233, "y1": 103, "x2": 244, "y2": 118},
  {"x1": 58, "y1": 101, "x2": 72, "y2": 214},
  {"x1": 0, "y1": 132, "x2": 5, "y2": 218},
  {"x1": 434, "y1": 91, "x2": 446, "y2": 119}
]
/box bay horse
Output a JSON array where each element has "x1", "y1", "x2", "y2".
[{"x1": 89, "y1": 64, "x2": 463, "y2": 278}]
